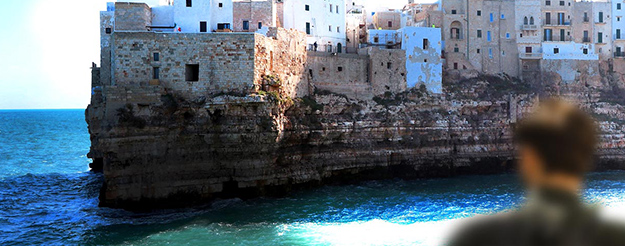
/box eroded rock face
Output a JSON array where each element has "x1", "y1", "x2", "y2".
[{"x1": 86, "y1": 74, "x2": 625, "y2": 210}]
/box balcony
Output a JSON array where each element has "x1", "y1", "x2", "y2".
[
  {"x1": 520, "y1": 53, "x2": 543, "y2": 59},
  {"x1": 543, "y1": 21, "x2": 571, "y2": 27},
  {"x1": 583, "y1": 17, "x2": 589, "y2": 22},
  {"x1": 615, "y1": 52, "x2": 625, "y2": 58},
  {"x1": 583, "y1": 37, "x2": 591, "y2": 43},
  {"x1": 596, "y1": 21, "x2": 606, "y2": 24},
  {"x1": 521, "y1": 24, "x2": 538, "y2": 30}
]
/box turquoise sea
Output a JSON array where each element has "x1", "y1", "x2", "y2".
[{"x1": 2, "y1": 109, "x2": 625, "y2": 245}]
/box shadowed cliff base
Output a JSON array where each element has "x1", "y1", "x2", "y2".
[{"x1": 87, "y1": 70, "x2": 625, "y2": 210}]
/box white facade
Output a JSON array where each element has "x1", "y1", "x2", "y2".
[
  {"x1": 613, "y1": 0, "x2": 625, "y2": 57},
  {"x1": 401, "y1": 27, "x2": 443, "y2": 93},
  {"x1": 542, "y1": 42, "x2": 598, "y2": 60},
  {"x1": 172, "y1": 0, "x2": 233, "y2": 33},
  {"x1": 282, "y1": 0, "x2": 347, "y2": 52}
]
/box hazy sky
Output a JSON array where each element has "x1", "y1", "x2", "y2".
[{"x1": 0, "y1": 0, "x2": 422, "y2": 109}]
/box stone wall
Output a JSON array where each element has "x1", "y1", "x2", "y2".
[
  {"x1": 254, "y1": 28, "x2": 309, "y2": 98},
  {"x1": 233, "y1": 0, "x2": 275, "y2": 32},
  {"x1": 366, "y1": 47, "x2": 407, "y2": 96},
  {"x1": 111, "y1": 32, "x2": 257, "y2": 98},
  {"x1": 306, "y1": 52, "x2": 371, "y2": 98},
  {"x1": 114, "y1": 2, "x2": 151, "y2": 31}
]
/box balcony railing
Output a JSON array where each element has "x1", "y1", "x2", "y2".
[
  {"x1": 521, "y1": 24, "x2": 538, "y2": 30},
  {"x1": 520, "y1": 53, "x2": 543, "y2": 59},
  {"x1": 615, "y1": 52, "x2": 625, "y2": 58},
  {"x1": 583, "y1": 16, "x2": 589, "y2": 22},
  {"x1": 596, "y1": 20, "x2": 606, "y2": 24},
  {"x1": 544, "y1": 22, "x2": 570, "y2": 26},
  {"x1": 583, "y1": 37, "x2": 591, "y2": 43}
]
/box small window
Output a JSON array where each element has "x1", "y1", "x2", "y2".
[
  {"x1": 217, "y1": 23, "x2": 230, "y2": 30},
  {"x1": 487, "y1": 31, "x2": 491, "y2": 41},
  {"x1": 453, "y1": 63, "x2": 458, "y2": 69},
  {"x1": 322, "y1": 67, "x2": 326, "y2": 71},
  {"x1": 218, "y1": 2, "x2": 223, "y2": 7},
  {"x1": 387, "y1": 62, "x2": 392, "y2": 69},
  {"x1": 305, "y1": 4, "x2": 310, "y2": 11},
  {"x1": 105, "y1": 28, "x2": 112, "y2": 34},
  {"x1": 258, "y1": 22, "x2": 263, "y2": 29},
  {"x1": 477, "y1": 49, "x2": 480, "y2": 53},
  {"x1": 153, "y1": 67, "x2": 160, "y2": 80},
  {"x1": 330, "y1": 4, "x2": 333, "y2": 13},
  {"x1": 451, "y1": 9, "x2": 457, "y2": 14},
  {"x1": 488, "y1": 48, "x2": 493, "y2": 58},
  {"x1": 153, "y1": 52, "x2": 160, "y2": 62},
  {"x1": 200, "y1": 21, "x2": 207, "y2": 32},
  {"x1": 583, "y1": 48, "x2": 588, "y2": 54},
  {"x1": 374, "y1": 37, "x2": 379, "y2": 43},
  {"x1": 501, "y1": 14, "x2": 505, "y2": 19},
  {"x1": 554, "y1": 48, "x2": 559, "y2": 54},
  {"x1": 337, "y1": 26, "x2": 340, "y2": 32},
  {"x1": 477, "y1": 10, "x2": 482, "y2": 16},
  {"x1": 618, "y1": 3, "x2": 622, "y2": 10},
  {"x1": 336, "y1": 6, "x2": 339, "y2": 13},
  {"x1": 243, "y1": 20, "x2": 249, "y2": 30},
  {"x1": 424, "y1": 59, "x2": 427, "y2": 63},
  {"x1": 186, "y1": 0, "x2": 192, "y2": 7},
  {"x1": 506, "y1": 33, "x2": 510, "y2": 39},
  {"x1": 337, "y1": 66, "x2": 343, "y2": 72},
  {"x1": 423, "y1": 38, "x2": 429, "y2": 49},
  {"x1": 490, "y1": 13, "x2": 494, "y2": 22},
  {"x1": 306, "y1": 22, "x2": 311, "y2": 35},
  {"x1": 559, "y1": 1, "x2": 564, "y2": 6},
  {"x1": 388, "y1": 21, "x2": 393, "y2": 27},
  {"x1": 546, "y1": 0, "x2": 551, "y2": 6},
  {"x1": 185, "y1": 64, "x2": 199, "y2": 81},
  {"x1": 454, "y1": 47, "x2": 459, "y2": 52},
  {"x1": 329, "y1": 25, "x2": 332, "y2": 32},
  {"x1": 477, "y1": 29, "x2": 482, "y2": 38}
]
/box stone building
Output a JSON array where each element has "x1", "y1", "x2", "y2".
[
  {"x1": 514, "y1": 0, "x2": 610, "y2": 81},
  {"x1": 372, "y1": 11, "x2": 402, "y2": 30},
  {"x1": 232, "y1": 0, "x2": 276, "y2": 32},
  {"x1": 614, "y1": 0, "x2": 625, "y2": 58},
  {"x1": 437, "y1": 0, "x2": 519, "y2": 77}
]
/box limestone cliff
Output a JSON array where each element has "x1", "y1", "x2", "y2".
[{"x1": 86, "y1": 70, "x2": 625, "y2": 209}]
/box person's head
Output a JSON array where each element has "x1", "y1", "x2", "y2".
[{"x1": 514, "y1": 98, "x2": 597, "y2": 191}]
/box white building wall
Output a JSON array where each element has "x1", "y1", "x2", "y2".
[
  {"x1": 210, "y1": 0, "x2": 234, "y2": 31},
  {"x1": 613, "y1": 0, "x2": 625, "y2": 56},
  {"x1": 172, "y1": 0, "x2": 233, "y2": 33},
  {"x1": 401, "y1": 27, "x2": 443, "y2": 93},
  {"x1": 282, "y1": 0, "x2": 347, "y2": 51},
  {"x1": 542, "y1": 42, "x2": 598, "y2": 60},
  {"x1": 151, "y1": 5, "x2": 175, "y2": 27}
]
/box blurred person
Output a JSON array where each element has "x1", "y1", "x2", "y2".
[{"x1": 448, "y1": 98, "x2": 625, "y2": 246}]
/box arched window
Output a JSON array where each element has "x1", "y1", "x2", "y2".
[
  {"x1": 530, "y1": 17, "x2": 535, "y2": 25},
  {"x1": 450, "y1": 21, "x2": 463, "y2": 40},
  {"x1": 524, "y1": 16, "x2": 528, "y2": 25}
]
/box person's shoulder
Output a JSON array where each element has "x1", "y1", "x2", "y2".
[
  {"x1": 446, "y1": 212, "x2": 520, "y2": 246},
  {"x1": 594, "y1": 219, "x2": 625, "y2": 246}
]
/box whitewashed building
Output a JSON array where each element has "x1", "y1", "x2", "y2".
[
  {"x1": 281, "y1": 0, "x2": 347, "y2": 52},
  {"x1": 106, "y1": 0, "x2": 234, "y2": 33},
  {"x1": 614, "y1": 0, "x2": 625, "y2": 58},
  {"x1": 402, "y1": 27, "x2": 443, "y2": 93}
]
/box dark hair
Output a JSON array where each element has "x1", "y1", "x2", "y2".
[{"x1": 514, "y1": 99, "x2": 597, "y2": 176}]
